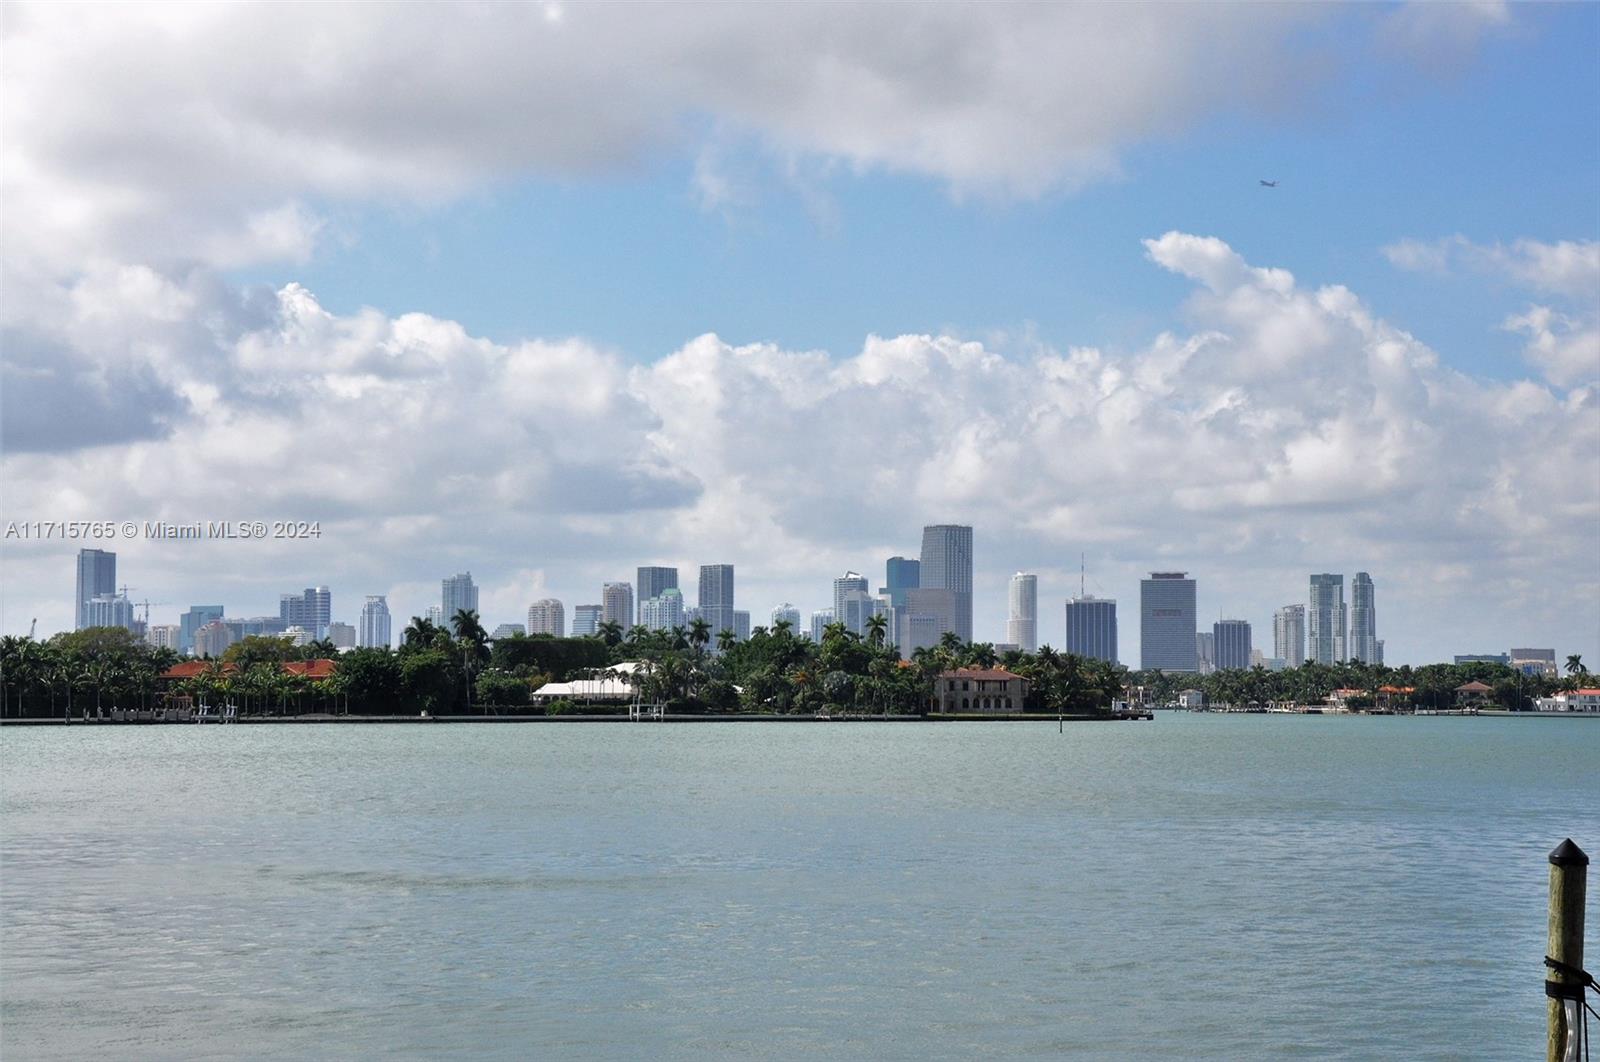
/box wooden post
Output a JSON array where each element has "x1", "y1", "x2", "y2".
[{"x1": 1546, "y1": 838, "x2": 1588, "y2": 1062}]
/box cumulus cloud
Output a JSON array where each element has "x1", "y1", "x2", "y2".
[
  {"x1": 2, "y1": 236, "x2": 1594, "y2": 659},
  {"x1": 1, "y1": 3, "x2": 1342, "y2": 273}
]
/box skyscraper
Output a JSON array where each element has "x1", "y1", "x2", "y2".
[
  {"x1": 1308, "y1": 574, "x2": 1346, "y2": 664},
  {"x1": 1349, "y1": 572, "x2": 1377, "y2": 663},
  {"x1": 572, "y1": 604, "x2": 603, "y2": 637},
  {"x1": 1196, "y1": 631, "x2": 1215, "y2": 673},
  {"x1": 880, "y1": 556, "x2": 920, "y2": 611},
  {"x1": 640, "y1": 588, "x2": 684, "y2": 631},
  {"x1": 1065, "y1": 596, "x2": 1118, "y2": 663},
  {"x1": 179, "y1": 604, "x2": 225, "y2": 655},
  {"x1": 442, "y1": 573, "x2": 479, "y2": 631},
  {"x1": 1214, "y1": 619, "x2": 1252, "y2": 670},
  {"x1": 896, "y1": 587, "x2": 956, "y2": 658},
  {"x1": 698, "y1": 564, "x2": 735, "y2": 640},
  {"x1": 734, "y1": 611, "x2": 750, "y2": 642},
  {"x1": 359, "y1": 595, "x2": 392, "y2": 648},
  {"x1": 602, "y1": 582, "x2": 634, "y2": 629},
  {"x1": 1007, "y1": 572, "x2": 1038, "y2": 653},
  {"x1": 833, "y1": 572, "x2": 871, "y2": 635},
  {"x1": 527, "y1": 599, "x2": 565, "y2": 636},
  {"x1": 771, "y1": 603, "x2": 801, "y2": 632},
  {"x1": 280, "y1": 587, "x2": 331, "y2": 639},
  {"x1": 919, "y1": 525, "x2": 973, "y2": 644},
  {"x1": 85, "y1": 594, "x2": 136, "y2": 632},
  {"x1": 1140, "y1": 572, "x2": 1198, "y2": 672},
  {"x1": 809, "y1": 608, "x2": 834, "y2": 644},
  {"x1": 1273, "y1": 605, "x2": 1306, "y2": 668},
  {"x1": 75, "y1": 548, "x2": 117, "y2": 630},
  {"x1": 636, "y1": 566, "x2": 678, "y2": 624}
]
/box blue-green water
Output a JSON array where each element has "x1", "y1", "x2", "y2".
[{"x1": 2, "y1": 716, "x2": 1596, "y2": 1059}]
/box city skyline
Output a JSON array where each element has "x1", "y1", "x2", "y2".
[{"x1": 2, "y1": 5, "x2": 1595, "y2": 667}]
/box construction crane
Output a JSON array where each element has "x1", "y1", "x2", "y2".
[{"x1": 118, "y1": 587, "x2": 169, "y2": 627}]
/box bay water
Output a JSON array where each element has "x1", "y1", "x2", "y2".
[{"x1": 3, "y1": 715, "x2": 1596, "y2": 1059}]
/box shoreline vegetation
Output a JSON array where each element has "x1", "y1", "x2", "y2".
[{"x1": 1, "y1": 612, "x2": 1588, "y2": 723}]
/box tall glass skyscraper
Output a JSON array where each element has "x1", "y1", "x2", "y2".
[
  {"x1": 833, "y1": 572, "x2": 871, "y2": 635},
  {"x1": 1308, "y1": 574, "x2": 1346, "y2": 664},
  {"x1": 1007, "y1": 572, "x2": 1037, "y2": 653},
  {"x1": 1140, "y1": 572, "x2": 1197, "y2": 672},
  {"x1": 919, "y1": 525, "x2": 973, "y2": 644},
  {"x1": 359, "y1": 595, "x2": 392, "y2": 648},
  {"x1": 1065, "y1": 596, "x2": 1118, "y2": 663},
  {"x1": 880, "y1": 556, "x2": 920, "y2": 610},
  {"x1": 1349, "y1": 572, "x2": 1377, "y2": 663},
  {"x1": 442, "y1": 573, "x2": 479, "y2": 631},
  {"x1": 1273, "y1": 604, "x2": 1306, "y2": 667},
  {"x1": 698, "y1": 564, "x2": 735, "y2": 640},
  {"x1": 602, "y1": 582, "x2": 634, "y2": 629},
  {"x1": 75, "y1": 548, "x2": 117, "y2": 630},
  {"x1": 635, "y1": 567, "x2": 678, "y2": 623},
  {"x1": 1213, "y1": 619, "x2": 1252, "y2": 670}
]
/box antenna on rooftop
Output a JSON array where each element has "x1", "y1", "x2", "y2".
[{"x1": 1080, "y1": 553, "x2": 1086, "y2": 599}]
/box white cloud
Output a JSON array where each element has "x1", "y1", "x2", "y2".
[
  {"x1": 2, "y1": 236, "x2": 1595, "y2": 662},
  {"x1": 1384, "y1": 235, "x2": 1600, "y2": 299}
]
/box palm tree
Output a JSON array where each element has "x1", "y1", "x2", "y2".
[
  {"x1": 688, "y1": 618, "x2": 712, "y2": 657},
  {"x1": 772, "y1": 618, "x2": 794, "y2": 638},
  {"x1": 864, "y1": 614, "x2": 888, "y2": 648},
  {"x1": 403, "y1": 616, "x2": 439, "y2": 647},
  {"x1": 627, "y1": 625, "x2": 650, "y2": 645},
  {"x1": 969, "y1": 642, "x2": 998, "y2": 669},
  {"x1": 1565, "y1": 654, "x2": 1586, "y2": 676},
  {"x1": 716, "y1": 628, "x2": 737, "y2": 654},
  {"x1": 597, "y1": 620, "x2": 624, "y2": 647}
]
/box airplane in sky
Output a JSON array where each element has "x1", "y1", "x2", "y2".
[{"x1": 1259, "y1": 179, "x2": 1279, "y2": 187}]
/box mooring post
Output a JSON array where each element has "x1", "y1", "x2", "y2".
[{"x1": 1546, "y1": 838, "x2": 1588, "y2": 1062}]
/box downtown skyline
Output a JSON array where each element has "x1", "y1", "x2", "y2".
[{"x1": 1, "y1": 5, "x2": 1595, "y2": 667}]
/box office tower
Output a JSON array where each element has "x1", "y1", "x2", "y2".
[
  {"x1": 1214, "y1": 620, "x2": 1252, "y2": 670},
  {"x1": 425, "y1": 605, "x2": 444, "y2": 628},
  {"x1": 490, "y1": 623, "x2": 525, "y2": 640},
  {"x1": 327, "y1": 622, "x2": 357, "y2": 649},
  {"x1": 1196, "y1": 632, "x2": 1215, "y2": 673},
  {"x1": 1065, "y1": 596, "x2": 1118, "y2": 664},
  {"x1": 602, "y1": 582, "x2": 634, "y2": 629},
  {"x1": 641, "y1": 588, "x2": 685, "y2": 631},
  {"x1": 771, "y1": 603, "x2": 801, "y2": 632},
  {"x1": 1308, "y1": 574, "x2": 1346, "y2": 664},
  {"x1": 359, "y1": 595, "x2": 392, "y2": 648},
  {"x1": 1273, "y1": 605, "x2": 1306, "y2": 668},
  {"x1": 1375, "y1": 639, "x2": 1385, "y2": 666},
  {"x1": 838, "y1": 590, "x2": 881, "y2": 639},
  {"x1": 75, "y1": 548, "x2": 117, "y2": 630},
  {"x1": 442, "y1": 573, "x2": 479, "y2": 630},
  {"x1": 734, "y1": 611, "x2": 750, "y2": 642},
  {"x1": 636, "y1": 567, "x2": 678, "y2": 624},
  {"x1": 1140, "y1": 572, "x2": 1198, "y2": 672},
  {"x1": 1007, "y1": 573, "x2": 1038, "y2": 653},
  {"x1": 572, "y1": 605, "x2": 603, "y2": 637},
  {"x1": 281, "y1": 626, "x2": 311, "y2": 647},
  {"x1": 145, "y1": 625, "x2": 181, "y2": 651},
  {"x1": 832, "y1": 572, "x2": 871, "y2": 635},
  {"x1": 809, "y1": 608, "x2": 834, "y2": 644},
  {"x1": 698, "y1": 564, "x2": 735, "y2": 640},
  {"x1": 920, "y1": 525, "x2": 973, "y2": 644},
  {"x1": 880, "y1": 556, "x2": 920, "y2": 611},
  {"x1": 85, "y1": 594, "x2": 135, "y2": 632},
  {"x1": 1510, "y1": 649, "x2": 1557, "y2": 677},
  {"x1": 896, "y1": 587, "x2": 957, "y2": 658},
  {"x1": 1349, "y1": 572, "x2": 1377, "y2": 663},
  {"x1": 527, "y1": 599, "x2": 565, "y2": 637},
  {"x1": 179, "y1": 605, "x2": 225, "y2": 655},
  {"x1": 280, "y1": 587, "x2": 332, "y2": 639}
]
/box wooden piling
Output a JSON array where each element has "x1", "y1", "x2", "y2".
[{"x1": 1546, "y1": 838, "x2": 1588, "y2": 1062}]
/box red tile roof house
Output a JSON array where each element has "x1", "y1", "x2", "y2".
[
  {"x1": 159, "y1": 659, "x2": 341, "y2": 715},
  {"x1": 1454, "y1": 680, "x2": 1495, "y2": 706},
  {"x1": 935, "y1": 667, "x2": 1030, "y2": 714}
]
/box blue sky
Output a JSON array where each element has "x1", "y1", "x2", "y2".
[{"x1": 3, "y1": 2, "x2": 1597, "y2": 664}]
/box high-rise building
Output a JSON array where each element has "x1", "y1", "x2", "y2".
[
  {"x1": 75, "y1": 548, "x2": 117, "y2": 630},
  {"x1": 424, "y1": 605, "x2": 444, "y2": 628},
  {"x1": 85, "y1": 594, "x2": 136, "y2": 632},
  {"x1": 833, "y1": 572, "x2": 871, "y2": 635},
  {"x1": 880, "y1": 557, "x2": 921, "y2": 611},
  {"x1": 1007, "y1": 573, "x2": 1038, "y2": 653},
  {"x1": 1308, "y1": 574, "x2": 1346, "y2": 664},
  {"x1": 734, "y1": 611, "x2": 750, "y2": 642},
  {"x1": 1349, "y1": 572, "x2": 1377, "y2": 663},
  {"x1": 179, "y1": 605, "x2": 225, "y2": 655},
  {"x1": 359, "y1": 595, "x2": 392, "y2": 648},
  {"x1": 327, "y1": 621, "x2": 357, "y2": 649},
  {"x1": 771, "y1": 603, "x2": 801, "y2": 633},
  {"x1": 1214, "y1": 619, "x2": 1252, "y2": 670},
  {"x1": 1065, "y1": 596, "x2": 1117, "y2": 663},
  {"x1": 527, "y1": 599, "x2": 565, "y2": 637},
  {"x1": 280, "y1": 587, "x2": 331, "y2": 639},
  {"x1": 602, "y1": 582, "x2": 634, "y2": 629},
  {"x1": 919, "y1": 525, "x2": 973, "y2": 644},
  {"x1": 1140, "y1": 572, "x2": 1197, "y2": 672},
  {"x1": 1273, "y1": 605, "x2": 1306, "y2": 668},
  {"x1": 194, "y1": 619, "x2": 235, "y2": 658},
  {"x1": 490, "y1": 623, "x2": 525, "y2": 641},
  {"x1": 442, "y1": 573, "x2": 479, "y2": 631},
  {"x1": 572, "y1": 605, "x2": 603, "y2": 637},
  {"x1": 838, "y1": 590, "x2": 881, "y2": 639},
  {"x1": 698, "y1": 564, "x2": 735, "y2": 640},
  {"x1": 1510, "y1": 648, "x2": 1557, "y2": 677},
  {"x1": 640, "y1": 588, "x2": 685, "y2": 631},
  {"x1": 636, "y1": 567, "x2": 678, "y2": 624},
  {"x1": 809, "y1": 608, "x2": 834, "y2": 643},
  {"x1": 896, "y1": 587, "x2": 957, "y2": 658},
  {"x1": 1196, "y1": 631, "x2": 1215, "y2": 673},
  {"x1": 145, "y1": 624, "x2": 181, "y2": 651}
]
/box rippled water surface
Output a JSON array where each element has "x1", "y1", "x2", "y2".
[{"x1": 3, "y1": 716, "x2": 1596, "y2": 1059}]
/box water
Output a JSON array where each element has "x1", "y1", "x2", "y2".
[{"x1": 2, "y1": 716, "x2": 1595, "y2": 1059}]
